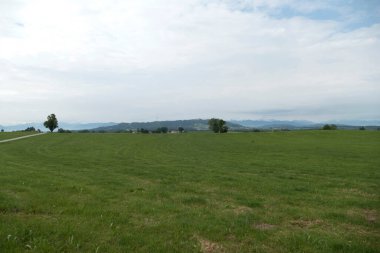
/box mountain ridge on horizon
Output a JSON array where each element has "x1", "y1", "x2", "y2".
[
  {"x1": 1, "y1": 119, "x2": 380, "y2": 132},
  {"x1": 0, "y1": 122, "x2": 117, "y2": 132}
]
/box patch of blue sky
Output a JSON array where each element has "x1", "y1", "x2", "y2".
[
  {"x1": 267, "y1": 6, "x2": 340, "y2": 21},
  {"x1": 263, "y1": 0, "x2": 379, "y2": 30},
  {"x1": 342, "y1": 0, "x2": 380, "y2": 30}
]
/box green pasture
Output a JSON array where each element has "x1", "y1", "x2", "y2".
[{"x1": 0, "y1": 131, "x2": 379, "y2": 252}]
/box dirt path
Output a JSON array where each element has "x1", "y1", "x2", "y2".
[{"x1": 0, "y1": 133, "x2": 47, "y2": 143}]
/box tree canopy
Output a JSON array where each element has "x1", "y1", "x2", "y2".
[
  {"x1": 208, "y1": 118, "x2": 228, "y2": 133},
  {"x1": 44, "y1": 114, "x2": 59, "y2": 132}
]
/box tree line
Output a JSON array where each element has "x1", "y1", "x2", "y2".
[{"x1": 20, "y1": 114, "x2": 371, "y2": 134}]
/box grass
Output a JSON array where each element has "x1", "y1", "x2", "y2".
[
  {"x1": 0, "y1": 131, "x2": 379, "y2": 252},
  {"x1": 0, "y1": 132, "x2": 39, "y2": 141}
]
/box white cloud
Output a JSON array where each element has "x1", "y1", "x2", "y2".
[{"x1": 0, "y1": 0, "x2": 379, "y2": 124}]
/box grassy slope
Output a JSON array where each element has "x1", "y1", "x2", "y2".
[
  {"x1": 0, "y1": 131, "x2": 379, "y2": 252},
  {"x1": 0, "y1": 132, "x2": 38, "y2": 141}
]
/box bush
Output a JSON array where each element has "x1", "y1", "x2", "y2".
[
  {"x1": 154, "y1": 127, "x2": 168, "y2": 133},
  {"x1": 25, "y1": 127, "x2": 36, "y2": 132},
  {"x1": 137, "y1": 128, "x2": 150, "y2": 134},
  {"x1": 322, "y1": 124, "x2": 337, "y2": 130},
  {"x1": 58, "y1": 128, "x2": 72, "y2": 133}
]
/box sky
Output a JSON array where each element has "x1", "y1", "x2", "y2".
[{"x1": 0, "y1": 0, "x2": 379, "y2": 124}]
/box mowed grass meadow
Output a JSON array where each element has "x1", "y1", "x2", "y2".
[{"x1": 0, "y1": 131, "x2": 379, "y2": 252}]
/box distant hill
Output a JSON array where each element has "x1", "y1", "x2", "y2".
[
  {"x1": 91, "y1": 119, "x2": 246, "y2": 132},
  {"x1": 231, "y1": 120, "x2": 380, "y2": 130},
  {"x1": 0, "y1": 123, "x2": 45, "y2": 132},
  {"x1": 231, "y1": 120, "x2": 315, "y2": 128},
  {"x1": 2, "y1": 119, "x2": 378, "y2": 132},
  {"x1": 327, "y1": 120, "x2": 380, "y2": 126},
  {"x1": 0, "y1": 122, "x2": 116, "y2": 131},
  {"x1": 58, "y1": 122, "x2": 117, "y2": 130}
]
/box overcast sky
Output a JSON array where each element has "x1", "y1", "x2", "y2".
[{"x1": 0, "y1": 0, "x2": 379, "y2": 124}]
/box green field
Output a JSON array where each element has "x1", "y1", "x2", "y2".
[
  {"x1": 0, "y1": 132, "x2": 39, "y2": 141},
  {"x1": 0, "y1": 131, "x2": 379, "y2": 252}
]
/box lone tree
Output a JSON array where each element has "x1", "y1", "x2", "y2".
[
  {"x1": 208, "y1": 118, "x2": 228, "y2": 133},
  {"x1": 44, "y1": 114, "x2": 58, "y2": 132}
]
